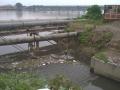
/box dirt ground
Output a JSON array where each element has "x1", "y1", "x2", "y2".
[
  {"x1": 95, "y1": 21, "x2": 120, "y2": 64},
  {"x1": 95, "y1": 21, "x2": 120, "y2": 41}
]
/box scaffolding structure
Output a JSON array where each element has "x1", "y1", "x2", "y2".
[{"x1": 104, "y1": 5, "x2": 120, "y2": 20}]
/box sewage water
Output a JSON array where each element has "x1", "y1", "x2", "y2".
[{"x1": 37, "y1": 63, "x2": 120, "y2": 90}]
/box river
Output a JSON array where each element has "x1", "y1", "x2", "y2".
[{"x1": 0, "y1": 10, "x2": 85, "y2": 21}]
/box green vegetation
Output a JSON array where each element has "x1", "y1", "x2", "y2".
[
  {"x1": 0, "y1": 73, "x2": 82, "y2": 90},
  {"x1": 79, "y1": 28, "x2": 93, "y2": 44},
  {"x1": 95, "y1": 52, "x2": 108, "y2": 63},
  {"x1": 81, "y1": 5, "x2": 102, "y2": 20},
  {"x1": 49, "y1": 75, "x2": 81, "y2": 90},
  {"x1": 66, "y1": 19, "x2": 97, "y2": 32},
  {"x1": 93, "y1": 32, "x2": 113, "y2": 49},
  {"x1": 79, "y1": 28, "x2": 113, "y2": 49},
  {"x1": 86, "y1": 5, "x2": 102, "y2": 20},
  {"x1": 0, "y1": 72, "x2": 46, "y2": 90},
  {"x1": 65, "y1": 5, "x2": 113, "y2": 61},
  {"x1": 78, "y1": 5, "x2": 104, "y2": 25},
  {"x1": 66, "y1": 4, "x2": 105, "y2": 32}
]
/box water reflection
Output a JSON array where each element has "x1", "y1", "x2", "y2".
[
  {"x1": 89, "y1": 77, "x2": 120, "y2": 90},
  {"x1": 37, "y1": 63, "x2": 120, "y2": 90},
  {"x1": 0, "y1": 10, "x2": 84, "y2": 21},
  {"x1": 16, "y1": 10, "x2": 23, "y2": 19}
]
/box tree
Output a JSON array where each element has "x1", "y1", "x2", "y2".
[
  {"x1": 86, "y1": 5, "x2": 102, "y2": 20},
  {"x1": 15, "y1": 3, "x2": 23, "y2": 10}
]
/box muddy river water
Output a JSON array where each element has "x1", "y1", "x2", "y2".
[{"x1": 0, "y1": 32, "x2": 120, "y2": 90}]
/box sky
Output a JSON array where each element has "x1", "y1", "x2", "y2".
[{"x1": 0, "y1": 0, "x2": 120, "y2": 6}]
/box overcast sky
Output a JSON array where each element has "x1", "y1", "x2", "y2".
[{"x1": 0, "y1": 0, "x2": 120, "y2": 6}]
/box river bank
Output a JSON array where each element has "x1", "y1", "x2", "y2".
[
  {"x1": 0, "y1": 19, "x2": 120, "y2": 90},
  {"x1": 0, "y1": 37, "x2": 120, "y2": 90}
]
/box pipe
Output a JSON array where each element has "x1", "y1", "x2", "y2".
[
  {"x1": 0, "y1": 32, "x2": 80, "y2": 46},
  {"x1": 0, "y1": 19, "x2": 73, "y2": 30},
  {"x1": 0, "y1": 26, "x2": 65, "y2": 36}
]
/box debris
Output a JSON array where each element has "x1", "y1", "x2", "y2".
[
  {"x1": 42, "y1": 63, "x2": 46, "y2": 66},
  {"x1": 73, "y1": 60, "x2": 77, "y2": 63},
  {"x1": 38, "y1": 88, "x2": 50, "y2": 90}
]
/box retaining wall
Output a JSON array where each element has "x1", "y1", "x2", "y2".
[{"x1": 91, "y1": 57, "x2": 120, "y2": 81}]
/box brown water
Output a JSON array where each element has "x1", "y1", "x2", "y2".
[{"x1": 0, "y1": 10, "x2": 84, "y2": 21}]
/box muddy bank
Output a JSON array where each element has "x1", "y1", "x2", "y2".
[
  {"x1": 0, "y1": 38, "x2": 120, "y2": 90},
  {"x1": 0, "y1": 40, "x2": 80, "y2": 71},
  {"x1": 0, "y1": 37, "x2": 95, "y2": 70}
]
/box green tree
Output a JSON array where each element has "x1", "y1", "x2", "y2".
[
  {"x1": 15, "y1": 3, "x2": 23, "y2": 10},
  {"x1": 86, "y1": 5, "x2": 102, "y2": 20}
]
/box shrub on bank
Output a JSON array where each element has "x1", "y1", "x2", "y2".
[
  {"x1": 79, "y1": 28, "x2": 93, "y2": 44},
  {"x1": 49, "y1": 75, "x2": 81, "y2": 90},
  {"x1": 79, "y1": 28, "x2": 113, "y2": 49}
]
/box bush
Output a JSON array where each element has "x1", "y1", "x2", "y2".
[
  {"x1": 79, "y1": 28, "x2": 93, "y2": 44},
  {"x1": 49, "y1": 75, "x2": 81, "y2": 90},
  {"x1": 79, "y1": 28, "x2": 113, "y2": 49},
  {"x1": 93, "y1": 32, "x2": 113, "y2": 49}
]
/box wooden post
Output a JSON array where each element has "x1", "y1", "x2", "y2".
[{"x1": 28, "y1": 31, "x2": 39, "y2": 51}]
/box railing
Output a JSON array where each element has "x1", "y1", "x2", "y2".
[{"x1": 104, "y1": 13, "x2": 120, "y2": 20}]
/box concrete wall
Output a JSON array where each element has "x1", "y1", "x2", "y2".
[{"x1": 91, "y1": 57, "x2": 120, "y2": 82}]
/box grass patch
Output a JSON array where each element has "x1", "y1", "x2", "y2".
[
  {"x1": 0, "y1": 73, "x2": 82, "y2": 90},
  {"x1": 94, "y1": 52, "x2": 108, "y2": 63},
  {"x1": 0, "y1": 72, "x2": 46, "y2": 90}
]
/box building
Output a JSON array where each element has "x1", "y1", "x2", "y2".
[
  {"x1": 104, "y1": 5, "x2": 120, "y2": 20},
  {"x1": 0, "y1": 5, "x2": 15, "y2": 10}
]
